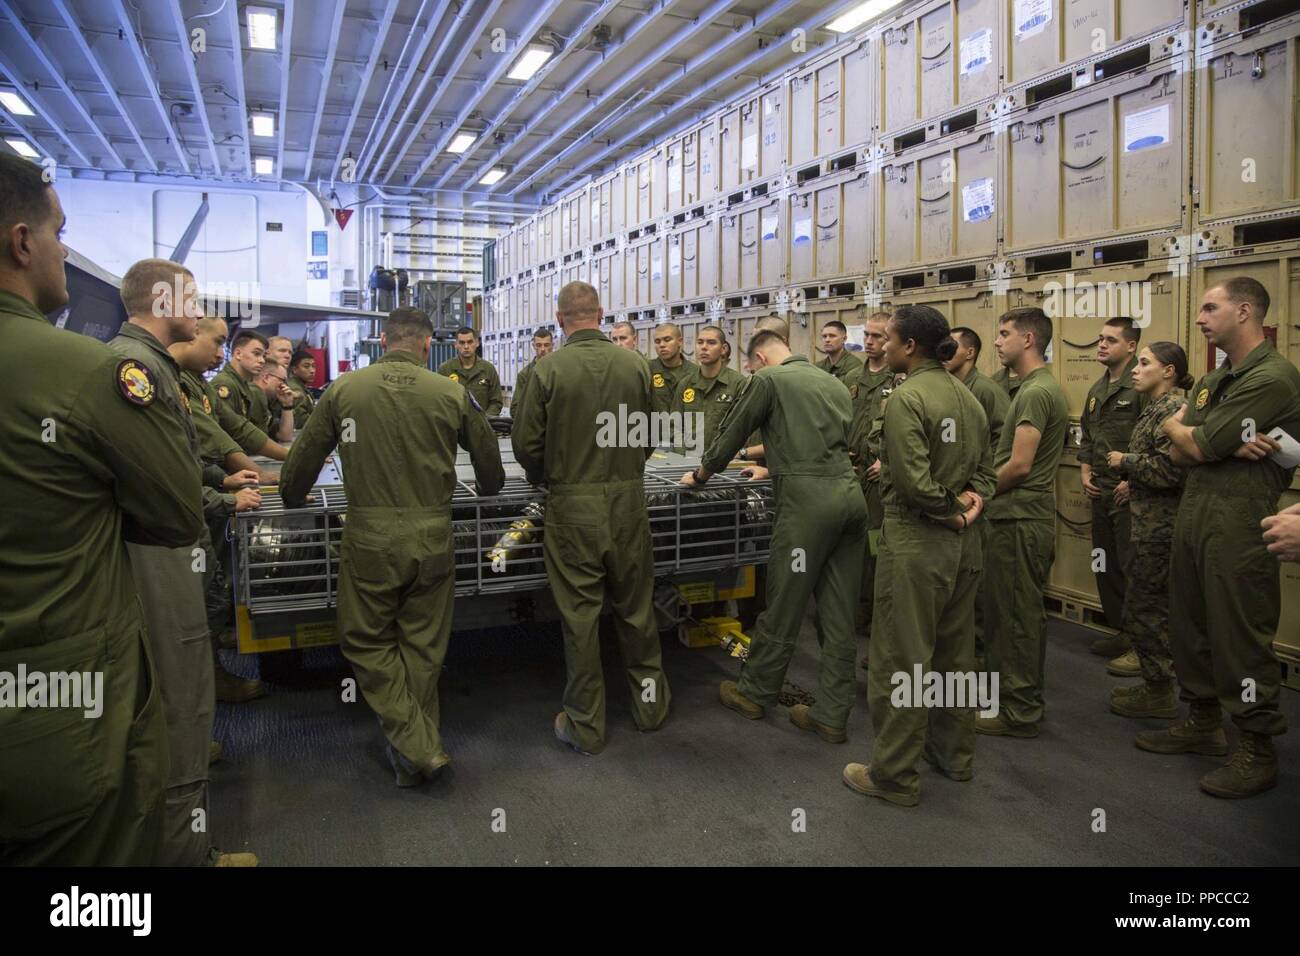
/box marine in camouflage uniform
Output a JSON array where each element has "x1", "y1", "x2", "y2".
[{"x1": 1108, "y1": 391, "x2": 1185, "y2": 714}]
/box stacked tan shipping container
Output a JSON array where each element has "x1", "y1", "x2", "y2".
[{"x1": 480, "y1": 0, "x2": 1300, "y2": 667}]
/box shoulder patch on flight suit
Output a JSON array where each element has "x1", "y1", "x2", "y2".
[
  {"x1": 177, "y1": 385, "x2": 191, "y2": 414},
  {"x1": 652, "y1": 373, "x2": 665, "y2": 389},
  {"x1": 116, "y1": 359, "x2": 156, "y2": 407},
  {"x1": 1088, "y1": 396, "x2": 1096, "y2": 413},
  {"x1": 450, "y1": 373, "x2": 460, "y2": 383},
  {"x1": 850, "y1": 383, "x2": 859, "y2": 398},
  {"x1": 682, "y1": 387, "x2": 696, "y2": 404},
  {"x1": 1196, "y1": 388, "x2": 1209, "y2": 409},
  {"x1": 216, "y1": 384, "x2": 231, "y2": 399},
  {"x1": 202, "y1": 394, "x2": 212, "y2": 415}
]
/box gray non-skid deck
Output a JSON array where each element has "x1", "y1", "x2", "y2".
[{"x1": 211, "y1": 614, "x2": 1300, "y2": 866}]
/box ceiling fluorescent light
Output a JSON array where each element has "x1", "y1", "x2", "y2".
[
  {"x1": 826, "y1": 0, "x2": 905, "y2": 33},
  {"x1": 507, "y1": 43, "x2": 553, "y2": 81},
  {"x1": 5, "y1": 138, "x2": 38, "y2": 158},
  {"x1": 254, "y1": 156, "x2": 274, "y2": 175},
  {"x1": 478, "y1": 167, "x2": 506, "y2": 186},
  {"x1": 447, "y1": 131, "x2": 476, "y2": 154},
  {"x1": 251, "y1": 112, "x2": 275, "y2": 137},
  {"x1": 246, "y1": 5, "x2": 278, "y2": 50},
  {"x1": 0, "y1": 90, "x2": 34, "y2": 116}
]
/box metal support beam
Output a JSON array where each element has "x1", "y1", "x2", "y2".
[
  {"x1": 164, "y1": 0, "x2": 220, "y2": 175},
  {"x1": 0, "y1": 0, "x2": 124, "y2": 168},
  {"x1": 49, "y1": 0, "x2": 158, "y2": 172},
  {"x1": 112, "y1": 0, "x2": 189, "y2": 173},
  {"x1": 430, "y1": 0, "x2": 622, "y2": 190},
  {"x1": 330, "y1": 0, "x2": 400, "y2": 184},
  {"x1": 408, "y1": 0, "x2": 567, "y2": 185},
  {"x1": 302, "y1": 0, "x2": 348, "y2": 179},
  {"x1": 224, "y1": 0, "x2": 254, "y2": 176},
  {"x1": 545, "y1": 0, "x2": 865, "y2": 195},
  {"x1": 353, "y1": 0, "x2": 444, "y2": 183},
  {"x1": 0, "y1": 60, "x2": 90, "y2": 166},
  {"x1": 171, "y1": 194, "x2": 211, "y2": 264},
  {"x1": 382, "y1": 0, "x2": 508, "y2": 184},
  {"x1": 277, "y1": 0, "x2": 294, "y2": 179}
]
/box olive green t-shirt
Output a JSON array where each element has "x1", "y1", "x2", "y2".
[{"x1": 987, "y1": 365, "x2": 1069, "y2": 521}]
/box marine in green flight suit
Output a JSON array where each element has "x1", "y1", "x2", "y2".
[
  {"x1": 512, "y1": 283, "x2": 672, "y2": 755},
  {"x1": 0, "y1": 172, "x2": 202, "y2": 866},
  {"x1": 511, "y1": 327, "x2": 555, "y2": 424},
  {"x1": 944, "y1": 327, "x2": 1009, "y2": 662},
  {"x1": 281, "y1": 308, "x2": 504, "y2": 785},
  {"x1": 816, "y1": 319, "x2": 864, "y2": 389},
  {"x1": 109, "y1": 262, "x2": 229, "y2": 866},
  {"x1": 439, "y1": 325, "x2": 503, "y2": 415},
  {"x1": 845, "y1": 305, "x2": 995, "y2": 806},
  {"x1": 1078, "y1": 322, "x2": 1146, "y2": 660},
  {"x1": 1139, "y1": 279, "x2": 1300, "y2": 799},
  {"x1": 845, "y1": 313, "x2": 894, "y2": 641},
  {"x1": 649, "y1": 322, "x2": 696, "y2": 415},
  {"x1": 979, "y1": 308, "x2": 1068, "y2": 737},
  {"x1": 669, "y1": 324, "x2": 743, "y2": 453},
  {"x1": 212, "y1": 360, "x2": 269, "y2": 429},
  {"x1": 287, "y1": 349, "x2": 318, "y2": 429},
  {"x1": 686, "y1": 330, "x2": 867, "y2": 737}
]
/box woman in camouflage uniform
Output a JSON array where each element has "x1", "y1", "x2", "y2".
[{"x1": 1105, "y1": 342, "x2": 1194, "y2": 718}]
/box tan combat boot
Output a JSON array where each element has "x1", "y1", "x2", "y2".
[
  {"x1": 1106, "y1": 649, "x2": 1141, "y2": 677},
  {"x1": 842, "y1": 763, "x2": 919, "y2": 807},
  {"x1": 214, "y1": 661, "x2": 266, "y2": 703},
  {"x1": 1110, "y1": 680, "x2": 1178, "y2": 719},
  {"x1": 788, "y1": 704, "x2": 847, "y2": 743},
  {"x1": 1135, "y1": 701, "x2": 1227, "y2": 755},
  {"x1": 719, "y1": 680, "x2": 764, "y2": 720},
  {"x1": 1199, "y1": 732, "x2": 1278, "y2": 799}
]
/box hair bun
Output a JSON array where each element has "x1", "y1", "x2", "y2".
[
  {"x1": 1178, "y1": 373, "x2": 1195, "y2": 390},
  {"x1": 935, "y1": 338, "x2": 959, "y2": 363}
]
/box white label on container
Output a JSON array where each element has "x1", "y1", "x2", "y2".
[
  {"x1": 761, "y1": 210, "x2": 778, "y2": 242},
  {"x1": 742, "y1": 134, "x2": 758, "y2": 170},
  {"x1": 652, "y1": 254, "x2": 662, "y2": 281},
  {"x1": 960, "y1": 29, "x2": 992, "y2": 75},
  {"x1": 1123, "y1": 103, "x2": 1170, "y2": 153},
  {"x1": 793, "y1": 215, "x2": 813, "y2": 245},
  {"x1": 961, "y1": 177, "x2": 995, "y2": 223},
  {"x1": 670, "y1": 246, "x2": 681, "y2": 276},
  {"x1": 1014, "y1": 0, "x2": 1052, "y2": 41}
]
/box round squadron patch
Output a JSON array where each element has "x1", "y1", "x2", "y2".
[
  {"x1": 850, "y1": 384, "x2": 859, "y2": 399},
  {"x1": 652, "y1": 373, "x2": 665, "y2": 389},
  {"x1": 202, "y1": 394, "x2": 212, "y2": 415},
  {"x1": 216, "y1": 384, "x2": 231, "y2": 399},
  {"x1": 1196, "y1": 388, "x2": 1209, "y2": 410},
  {"x1": 1088, "y1": 396, "x2": 1097, "y2": 413},
  {"x1": 177, "y1": 386, "x2": 191, "y2": 414},
  {"x1": 682, "y1": 387, "x2": 696, "y2": 404},
  {"x1": 450, "y1": 373, "x2": 460, "y2": 383},
  {"x1": 116, "y1": 360, "x2": 156, "y2": 406}
]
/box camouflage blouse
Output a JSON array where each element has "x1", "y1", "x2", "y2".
[{"x1": 1115, "y1": 391, "x2": 1185, "y2": 542}]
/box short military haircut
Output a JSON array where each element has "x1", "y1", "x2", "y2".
[
  {"x1": 698, "y1": 324, "x2": 727, "y2": 342},
  {"x1": 1103, "y1": 316, "x2": 1141, "y2": 343},
  {"x1": 386, "y1": 307, "x2": 434, "y2": 349},
  {"x1": 0, "y1": 154, "x2": 55, "y2": 248},
  {"x1": 1216, "y1": 276, "x2": 1271, "y2": 320},
  {"x1": 258, "y1": 362, "x2": 286, "y2": 382},
  {"x1": 268, "y1": 334, "x2": 292, "y2": 349},
  {"x1": 822, "y1": 320, "x2": 847, "y2": 335},
  {"x1": 454, "y1": 325, "x2": 478, "y2": 339},
  {"x1": 950, "y1": 325, "x2": 982, "y2": 357},
  {"x1": 892, "y1": 304, "x2": 955, "y2": 361},
  {"x1": 120, "y1": 258, "x2": 193, "y2": 318},
  {"x1": 866, "y1": 310, "x2": 892, "y2": 324},
  {"x1": 1000, "y1": 306, "x2": 1053, "y2": 355},
  {"x1": 231, "y1": 328, "x2": 270, "y2": 351},
  {"x1": 532, "y1": 326, "x2": 553, "y2": 340},
  {"x1": 557, "y1": 280, "x2": 601, "y2": 318},
  {"x1": 197, "y1": 316, "x2": 228, "y2": 335},
  {"x1": 754, "y1": 314, "x2": 789, "y2": 341},
  {"x1": 747, "y1": 329, "x2": 787, "y2": 360},
  {"x1": 611, "y1": 320, "x2": 636, "y2": 336},
  {"x1": 654, "y1": 321, "x2": 682, "y2": 339},
  {"x1": 289, "y1": 348, "x2": 314, "y2": 368}
]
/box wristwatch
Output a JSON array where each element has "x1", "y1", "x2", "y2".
[{"x1": 738, "y1": 447, "x2": 748, "y2": 461}]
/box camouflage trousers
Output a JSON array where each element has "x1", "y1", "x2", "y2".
[{"x1": 1118, "y1": 537, "x2": 1176, "y2": 685}]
